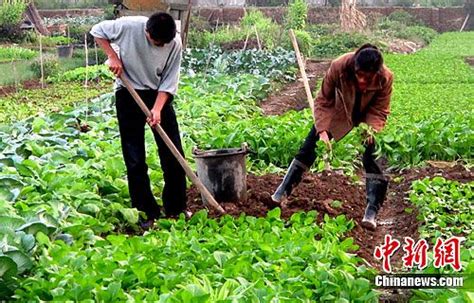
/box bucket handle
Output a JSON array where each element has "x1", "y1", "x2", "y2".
[
  {"x1": 240, "y1": 142, "x2": 249, "y2": 154},
  {"x1": 241, "y1": 142, "x2": 257, "y2": 155}
]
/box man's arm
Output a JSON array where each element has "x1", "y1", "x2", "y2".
[
  {"x1": 90, "y1": 20, "x2": 124, "y2": 77},
  {"x1": 94, "y1": 37, "x2": 123, "y2": 77},
  {"x1": 148, "y1": 38, "x2": 182, "y2": 127},
  {"x1": 157, "y1": 38, "x2": 182, "y2": 96}
]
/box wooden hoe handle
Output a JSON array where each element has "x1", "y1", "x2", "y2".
[{"x1": 119, "y1": 75, "x2": 226, "y2": 215}]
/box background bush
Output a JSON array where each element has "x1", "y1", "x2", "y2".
[
  {"x1": 313, "y1": 32, "x2": 371, "y2": 58},
  {"x1": 0, "y1": 0, "x2": 27, "y2": 43},
  {"x1": 187, "y1": 10, "x2": 280, "y2": 50},
  {"x1": 387, "y1": 10, "x2": 422, "y2": 26},
  {"x1": 285, "y1": 0, "x2": 308, "y2": 30},
  {"x1": 30, "y1": 55, "x2": 60, "y2": 78},
  {"x1": 394, "y1": 25, "x2": 438, "y2": 44}
]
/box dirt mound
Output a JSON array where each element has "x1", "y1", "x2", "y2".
[
  {"x1": 221, "y1": 39, "x2": 262, "y2": 51},
  {"x1": 465, "y1": 57, "x2": 474, "y2": 67},
  {"x1": 260, "y1": 60, "x2": 330, "y2": 116},
  {"x1": 187, "y1": 165, "x2": 473, "y2": 270},
  {"x1": 387, "y1": 38, "x2": 423, "y2": 54},
  {"x1": 0, "y1": 79, "x2": 45, "y2": 97}
]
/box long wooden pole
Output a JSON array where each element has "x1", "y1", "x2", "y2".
[
  {"x1": 39, "y1": 33, "x2": 44, "y2": 89},
  {"x1": 289, "y1": 29, "x2": 314, "y2": 122},
  {"x1": 182, "y1": 0, "x2": 193, "y2": 49},
  {"x1": 460, "y1": 13, "x2": 470, "y2": 32},
  {"x1": 289, "y1": 29, "x2": 332, "y2": 168},
  {"x1": 243, "y1": 31, "x2": 249, "y2": 50},
  {"x1": 84, "y1": 33, "x2": 89, "y2": 88},
  {"x1": 11, "y1": 58, "x2": 18, "y2": 93},
  {"x1": 94, "y1": 41, "x2": 99, "y2": 66},
  {"x1": 84, "y1": 34, "x2": 89, "y2": 122},
  {"x1": 119, "y1": 75, "x2": 226, "y2": 215},
  {"x1": 254, "y1": 25, "x2": 261, "y2": 50}
]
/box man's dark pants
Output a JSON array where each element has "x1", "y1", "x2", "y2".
[{"x1": 115, "y1": 88, "x2": 187, "y2": 219}]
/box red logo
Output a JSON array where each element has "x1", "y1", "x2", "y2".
[
  {"x1": 402, "y1": 237, "x2": 429, "y2": 270},
  {"x1": 374, "y1": 235, "x2": 401, "y2": 273},
  {"x1": 374, "y1": 235, "x2": 464, "y2": 273},
  {"x1": 433, "y1": 237, "x2": 464, "y2": 271}
]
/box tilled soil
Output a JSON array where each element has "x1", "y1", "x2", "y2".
[
  {"x1": 466, "y1": 56, "x2": 474, "y2": 67},
  {"x1": 220, "y1": 39, "x2": 262, "y2": 51},
  {"x1": 260, "y1": 59, "x2": 330, "y2": 116},
  {"x1": 187, "y1": 165, "x2": 473, "y2": 271},
  {"x1": 386, "y1": 38, "x2": 423, "y2": 54},
  {"x1": 0, "y1": 79, "x2": 45, "y2": 97}
]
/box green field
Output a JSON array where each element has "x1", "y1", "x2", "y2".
[{"x1": 0, "y1": 32, "x2": 472, "y2": 301}]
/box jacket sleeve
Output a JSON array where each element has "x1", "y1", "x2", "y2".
[
  {"x1": 363, "y1": 72, "x2": 393, "y2": 132},
  {"x1": 314, "y1": 62, "x2": 338, "y2": 134}
]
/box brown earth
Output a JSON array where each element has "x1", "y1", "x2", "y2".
[
  {"x1": 187, "y1": 165, "x2": 473, "y2": 272},
  {"x1": 0, "y1": 79, "x2": 45, "y2": 97},
  {"x1": 387, "y1": 38, "x2": 423, "y2": 54},
  {"x1": 220, "y1": 39, "x2": 263, "y2": 51},
  {"x1": 465, "y1": 57, "x2": 474, "y2": 67},
  {"x1": 260, "y1": 59, "x2": 330, "y2": 116}
]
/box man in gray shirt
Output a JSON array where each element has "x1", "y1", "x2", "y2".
[{"x1": 91, "y1": 12, "x2": 187, "y2": 227}]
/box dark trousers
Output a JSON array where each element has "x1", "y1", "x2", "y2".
[
  {"x1": 115, "y1": 88, "x2": 187, "y2": 219},
  {"x1": 294, "y1": 125, "x2": 383, "y2": 175}
]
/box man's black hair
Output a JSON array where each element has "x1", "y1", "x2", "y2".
[
  {"x1": 353, "y1": 43, "x2": 383, "y2": 73},
  {"x1": 146, "y1": 12, "x2": 176, "y2": 44}
]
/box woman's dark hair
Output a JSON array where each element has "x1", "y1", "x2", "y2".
[
  {"x1": 146, "y1": 12, "x2": 176, "y2": 44},
  {"x1": 353, "y1": 43, "x2": 383, "y2": 73}
]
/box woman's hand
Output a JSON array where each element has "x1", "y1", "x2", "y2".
[
  {"x1": 364, "y1": 135, "x2": 374, "y2": 145},
  {"x1": 361, "y1": 125, "x2": 376, "y2": 146},
  {"x1": 319, "y1": 131, "x2": 332, "y2": 150}
]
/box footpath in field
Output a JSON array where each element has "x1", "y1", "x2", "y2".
[{"x1": 259, "y1": 60, "x2": 330, "y2": 115}]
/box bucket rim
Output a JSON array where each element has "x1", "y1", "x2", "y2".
[{"x1": 192, "y1": 143, "x2": 249, "y2": 159}]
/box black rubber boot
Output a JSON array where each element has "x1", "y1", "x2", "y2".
[
  {"x1": 271, "y1": 159, "x2": 308, "y2": 203},
  {"x1": 361, "y1": 176, "x2": 388, "y2": 230}
]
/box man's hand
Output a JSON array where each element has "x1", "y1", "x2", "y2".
[
  {"x1": 147, "y1": 107, "x2": 161, "y2": 127},
  {"x1": 93, "y1": 37, "x2": 123, "y2": 77},
  {"x1": 319, "y1": 131, "x2": 332, "y2": 150},
  {"x1": 147, "y1": 92, "x2": 170, "y2": 128},
  {"x1": 107, "y1": 56, "x2": 123, "y2": 77}
]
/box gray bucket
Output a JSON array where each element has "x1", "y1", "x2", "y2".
[
  {"x1": 193, "y1": 143, "x2": 249, "y2": 204},
  {"x1": 57, "y1": 45, "x2": 73, "y2": 58}
]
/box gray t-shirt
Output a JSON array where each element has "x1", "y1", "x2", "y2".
[{"x1": 90, "y1": 16, "x2": 182, "y2": 94}]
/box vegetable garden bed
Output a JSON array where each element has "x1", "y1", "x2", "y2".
[{"x1": 0, "y1": 32, "x2": 472, "y2": 301}]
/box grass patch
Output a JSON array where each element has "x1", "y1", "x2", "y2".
[{"x1": 0, "y1": 60, "x2": 36, "y2": 86}]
